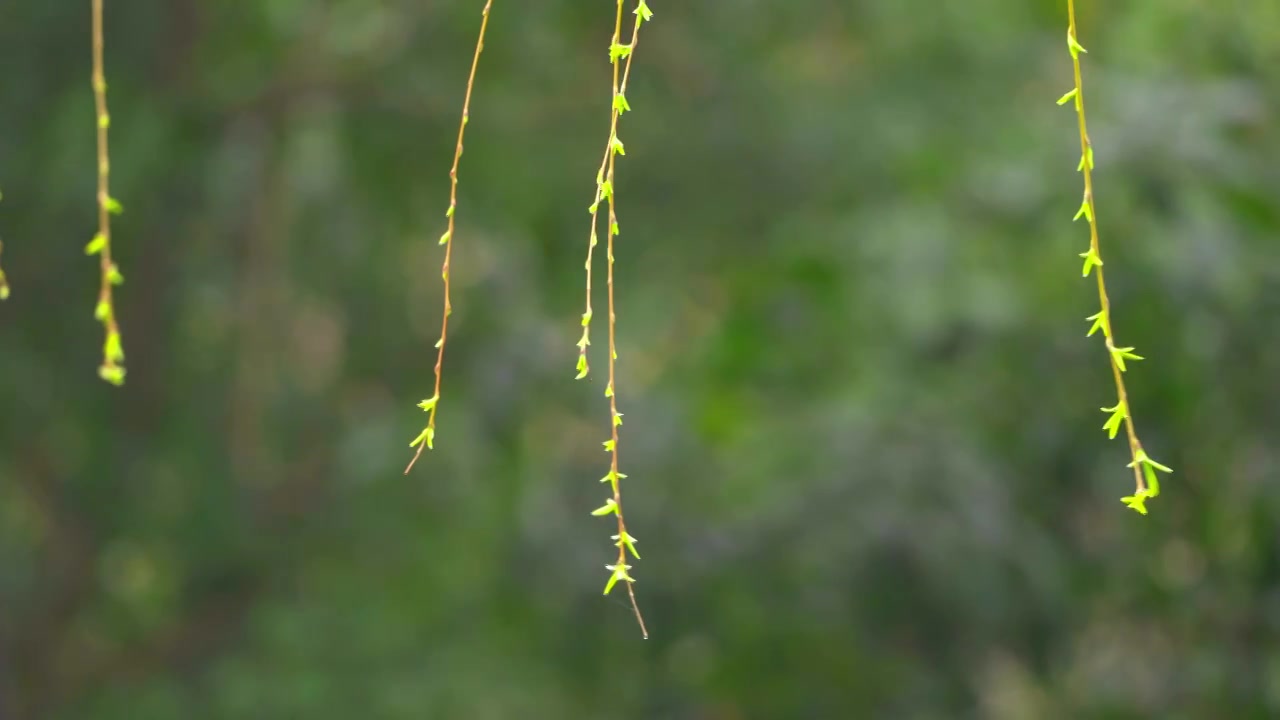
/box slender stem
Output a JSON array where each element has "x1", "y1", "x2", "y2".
[
  {"x1": 1067, "y1": 0, "x2": 1145, "y2": 494},
  {"x1": 405, "y1": 1, "x2": 493, "y2": 474},
  {"x1": 0, "y1": 239, "x2": 9, "y2": 300},
  {"x1": 598, "y1": 0, "x2": 647, "y2": 639},
  {"x1": 577, "y1": 3, "x2": 645, "y2": 379},
  {"x1": 91, "y1": 0, "x2": 125, "y2": 385}
]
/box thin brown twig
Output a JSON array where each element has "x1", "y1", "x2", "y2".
[{"x1": 406, "y1": 0, "x2": 494, "y2": 474}]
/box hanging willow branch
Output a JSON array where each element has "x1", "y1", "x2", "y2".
[
  {"x1": 406, "y1": 0, "x2": 494, "y2": 474},
  {"x1": 87, "y1": 0, "x2": 126, "y2": 385},
  {"x1": 583, "y1": 0, "x2": 653, "y2": 639},
  {"x1": 1060, "y1": 0, "x2": 1171, "y2": 514}
]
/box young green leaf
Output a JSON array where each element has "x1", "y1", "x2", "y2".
[
  {"x1": 634, "y1": 0, "x2": 654, "y2": 23},
  {"x1": 409, "y1": 426, "x2": 435, "y2": 450},
  {"x1": 98, "y1": 364, "x2": 125, "y2": 386},
  {"x1": 1101, "y1": 402, "x2": 1126, "y2": 439},
  {"x1": 609, "y1": 43, "x2": 632, "y2": 63},
  {"x1": 1127, "y1": 450, "x2": 1172, "y2": 497},
  {"x1": 600, "y1": 470, "x2": 627, "y2": 485},
  {"x1": 1073, "y1": 197, "x2": 1092, "y2": 222},
  {"x1": 603, "y1": 563, "x2": 633, "y2": 596},
  {"x1": 1120, "y1": 492, "x2": 1149, "y2": 515},
  {"x1": 1109, "y1": 346, "x2": 1143, "y2": 372},
  {"x1": 104, "y1": 331, "x2": 125, "y2": 363},
  {"x1": 1067, "y1": 30, "x2": 1087, "y2": 57},
  {"x1": 1084, "y1": 311, "x2": 1105, "y2": 337},
  {"x1": 1079, "y1": 248, "x2": 1103, "y2": 277},
  {"x1": 613, "y1": 531, "x2": 640, "y2": 559}
]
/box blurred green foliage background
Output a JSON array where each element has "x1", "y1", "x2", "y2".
[{"x1": 2, "y1": 1, "x2": 1280, "y2": 718}]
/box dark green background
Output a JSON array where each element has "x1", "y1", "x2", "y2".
[{"x1": 3, "y1": 1, "x2": 1279, "y2": 718}]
